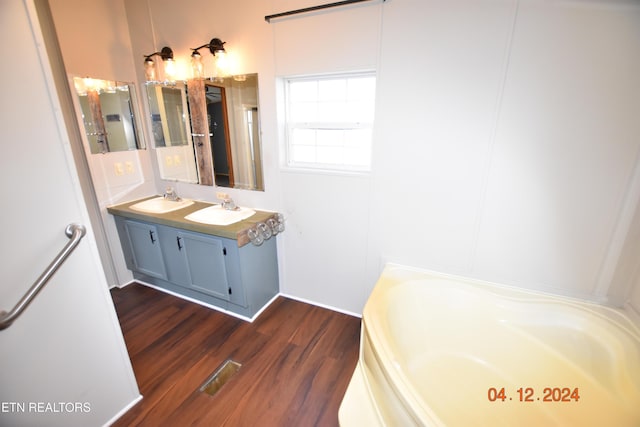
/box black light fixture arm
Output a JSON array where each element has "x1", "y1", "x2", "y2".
[
  {"x1": 144, "y1": 46, "x2": 174, "y2": 62},
  {"x1": 191, "y1": 38, "x2": 226, "y2": 56}
]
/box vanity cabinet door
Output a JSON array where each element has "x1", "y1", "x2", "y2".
[
  {"x1": 178, "y1": 231, "x2": 230, "y2": 300},
  {"x1": 157, "y1": 226, "x2": 191, "y2": 287},
  {"x1": 122, "y1": 219, "x2": 167, "y2": 279}
]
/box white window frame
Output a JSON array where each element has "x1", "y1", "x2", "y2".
[{"x1": 284, "y1": 71, "x2": 376, "y2": 173}]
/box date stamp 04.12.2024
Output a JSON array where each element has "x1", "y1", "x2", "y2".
[{"x1": 488, "y1": 387, "x2": 580, "y2": 403}]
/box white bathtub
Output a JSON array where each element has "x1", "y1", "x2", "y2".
[{"x1": 339, "y1": 264, "x2": 640, "y2": 426}]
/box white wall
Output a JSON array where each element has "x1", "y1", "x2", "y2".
[
  {"x1": 49, "y1": 0, "x2": 158, "y2": 286},
  {"x1": 471, "y1": 0, "x2": 640, "y2": 299},
  {"x1": 273, "y1": 1, "x2": 383, "y2": 313},
  {"x1": 279, "y1": 0, "x2": 640, "y2": 312},
  {"x1": 371, "y1": 0, "x2": 515, "y2": 276},
  {"x1": 273, "y1": 0, "x2": 640, "y2": 313},
  {"x1": 611, "y1": 186, "x2": 640, "y2": 315},
  {"x1": 52, "y1": 0, "x2": 640, "y2": 314},
  {"x1": 369, "y1": 0, "x2": 640, "y2": 304},
  {"x1": 631, "y1": 278, "x2": 640, "y2": 314}
]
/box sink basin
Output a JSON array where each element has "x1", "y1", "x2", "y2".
[
  {"x1": 184, "y1": 205, "x2": 255, "y2": 226},
  {"x1": 129, "y1": 197, "x2": 194, "y2": 214}
]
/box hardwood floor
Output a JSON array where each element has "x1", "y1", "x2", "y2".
[{"x1": 110, "y1": 284, "x2": 361, "y2": 427}]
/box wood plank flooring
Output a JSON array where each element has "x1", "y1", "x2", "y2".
[{"x1": 110, "y1": 284, "x2": 361, "y2": 427}]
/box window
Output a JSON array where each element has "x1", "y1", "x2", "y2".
[{"x1": 285, "y1": 72, "x2": 376, "y2": 172}]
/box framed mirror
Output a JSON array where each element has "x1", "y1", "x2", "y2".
[
  {"x1": 73, "y1": 77, "x2": 144, "y2": 154},
  {"x1": 146, "y1": 81, "x2": 199, "y2": 183},
  {"x1": 150, "y1": 74, "x2": 264, "y2": 190},
  {"x1": 208, "y1": 74, "x2": 263, "y2": 191}
]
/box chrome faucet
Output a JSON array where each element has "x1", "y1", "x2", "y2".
[
  {"x1": 163, "y1": 187, "x2": 181, "y2": 202},
  {"x1": 221, "y1": 198, "x2": 238, "y2": 211}
]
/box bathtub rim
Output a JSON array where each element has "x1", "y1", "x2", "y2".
[
  {"x1": 371, "y1": 263, "x2": 640, "y2": 337},
  {"x1": 360, "y1": 315, "x2": 447, "y2": 426},
  {"x1": 359, "y1": 262, "x2": 640, "y2": 425}
]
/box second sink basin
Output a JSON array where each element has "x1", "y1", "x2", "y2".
[
  {"x1": 184, "y1": 205, "x2": 256, "y2": 226},
  {"x1": 130, "y1": 197, "x2": 194, "y2": 214}
]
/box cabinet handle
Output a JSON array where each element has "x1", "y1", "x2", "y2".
[
  {"x1": 149, "y1": 230, "x2": 156, "y2": 244},
  {"x1": 177, "y1": 236, "x2": 183, "y2": 251}
]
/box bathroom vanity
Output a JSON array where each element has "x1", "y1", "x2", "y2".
[{"x1": 108, "y1": 196, "x2": 279, "y2": 319}]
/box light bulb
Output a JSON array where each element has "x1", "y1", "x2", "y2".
[
  {"x1": 74, "y1": 78, "x2": 87, "y2": 95},
  {"x1": 164, "y1": 58, "x2": 176, "y2": 82},
  {"x1": 83, "y1": 77, "x2": 96, "y2": 90},
  {"x1": 144, "y1": 58, "x2": 156, "y2": 82},
  {"x1": 214, "y1": 51, "x2": 228, "y2": 79},
  {"x1": 191, "y1": 51, "x2": 204, "y2": 78}
]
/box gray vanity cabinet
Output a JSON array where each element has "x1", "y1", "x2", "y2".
[
  {"x1": 159, "y1": 227, "x2": 243, "y2": 304},
  {"x1": 113, "y1": 215, "x2": 277, "y2": 319},
  {"x1": 119, "y1": 219, "x2": 167, "y2": 280}
]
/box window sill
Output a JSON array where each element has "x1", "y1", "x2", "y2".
[{"x1": 280, "y1": 165, "x2": 371, "y2": 178}]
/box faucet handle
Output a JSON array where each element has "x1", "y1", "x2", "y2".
[
  {"x1": 222, "y1": 198, "x2": 237, "y2": 210},
  {"x1": 163, "y1": 187, "x2": 181, "y2": 201},
  {"x1": 217, "y1": 191, "x2": 237, "y2": 210}
]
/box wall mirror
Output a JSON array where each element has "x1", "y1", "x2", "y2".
[
  {"x1": 201, "y1": 75, "x2": 264, "y2": 191},
  {"x1": 151, "y1": 74, "x2": 264, "y2": 190},
  {"x1": 146, "y1": 81, "x2": 198, "y2": 183},
  {"x1": 73, "y1": 77, "x2": 144, "y2": 154},
  {"x1": 147, "y1": 81, "x2": 191, "y2": 147}
]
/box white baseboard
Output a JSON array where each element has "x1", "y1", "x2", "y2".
[
  {"x1": 114, "y1": 280, "x2": 362, "y2": 320},
  {"x1": 104, "y1": 394, "x2": 143, "y2": 427},
  {"x1": 131, "y1": 280, "x2": 280, "y2": 323},
  {"x1": 280, "y1": 293, "x2": 362, "y2": 319},
  {"x1": 114, "y1": 280, "x2": 136, "y2": 289}
]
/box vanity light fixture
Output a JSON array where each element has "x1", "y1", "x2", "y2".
[
  {"x1": 190, "y1": 38, "x2": 227, "y2": 79},
  {"x1": 143, "y1": 46, "x2": 175, "y2": 82}
]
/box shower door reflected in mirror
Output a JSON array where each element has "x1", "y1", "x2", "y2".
[
  {"x1": 205, "y1": 83, "x2": 234, "y2": 187},
  {"x1": 146, "y1": 81, "x2": 198, "y2": 183},
  {"x1": 192, "y1": 75, "x2": 264, "y2": 190},
  {"x1": 73, "y1": 77, "x2": 144, "y2": 154},
  {"x1": 214, "y1": 74, "x2": 264, "y2": 191}
]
